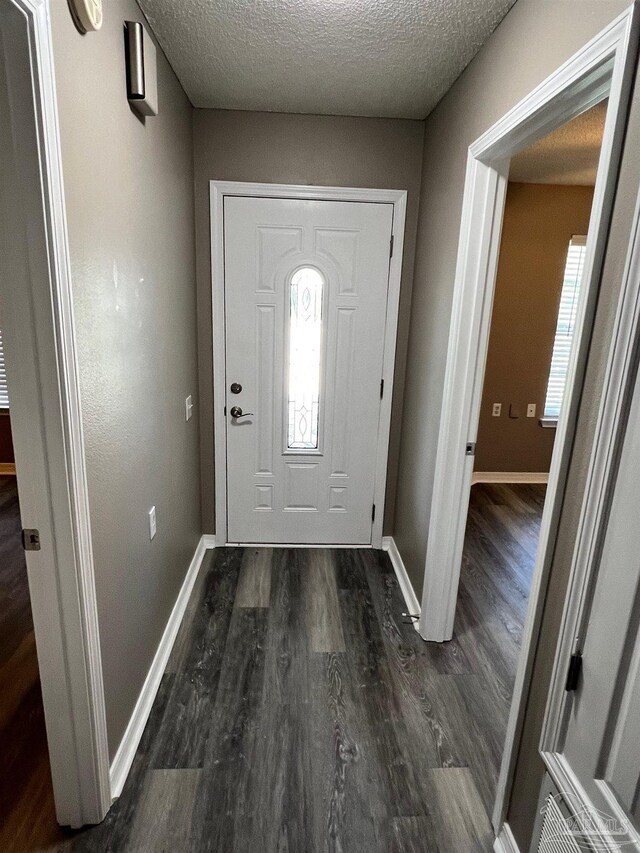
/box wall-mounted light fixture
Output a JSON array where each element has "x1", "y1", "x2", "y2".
[
  {"x1": 68, "y1": 0, "x2": 103, "y2": 33},
  {"x1": 124, "y1": 21, "x2": 158, "y2": 117}
]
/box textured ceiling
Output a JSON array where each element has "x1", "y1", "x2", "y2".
[
  {"x1": 137, "y1": 0, "x2": 517, "y2": 119},
  {"x1": 509, "y1": 100, "x2": 608, "y2": 186}
]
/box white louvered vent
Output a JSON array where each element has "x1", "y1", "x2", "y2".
[
  {"x1": 538, "y1": 793, "x2": 583, "y2": 853},
  {"x1": 544, "y1": 236, "x2": 587, "y2": 421},
  {"x1": 0, "y1": 329, "x2": 9, "y2": 409}
]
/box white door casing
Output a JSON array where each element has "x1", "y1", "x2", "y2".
[
  {"x1": 225, "y1": 196, "x2": 392, "y2": 545},
  {"x1": 211, "y1": 183, "x2": 407, "y2": 548},
  {"x1": 540, "y1": 83, "x2": 640, "y2": 849},
  {"x1": 543, "y1": 363, "x2": 640, "y2": 850},
  {"x1": 0, "y1": 0, "x2": 110, "y2": 827}
]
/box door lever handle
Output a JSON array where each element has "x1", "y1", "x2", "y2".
[{"x1": 230, "y1": 406, "x2": 254, "y2": 419}]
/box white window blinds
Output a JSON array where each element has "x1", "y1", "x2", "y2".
[
  {"x1": 0, "y1": 330, "x2": 9, "y2": 408},
  {"x1": 543, "y1": 236, "x2": 587, "y2": 420}
]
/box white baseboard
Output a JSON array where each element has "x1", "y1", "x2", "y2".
[
  {"x1": 201, "y1": 534, "x2": 217, "y2": 549},
  {"x1": 109, "y1": 534, "x2": 216, "y2": 798},
  {"x1": 472, "y1": 471, "x2": 549, "y2": 485},
  {"x1": 494, "y1": 822, "x2": 521, "y2": 853},
  {"x1": 381, "y1": 537, "x2": 421, "y2": 632},
  {"x1": 0, "y1": 463, "x2": 16, "y2": 475}
]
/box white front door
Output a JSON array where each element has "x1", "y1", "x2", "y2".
[
  {"x1": 552, "y1": 363, "x2": 640, "y2": 848},
  {"x1": 223, "y1": 195, "x2": 394, "y2": 545}
]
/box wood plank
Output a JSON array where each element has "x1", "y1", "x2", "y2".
[
  {"x1": 40, "y1": 482, "x2": 543, "y2": 849},
  {"x1": 425, "y1": 767, "x2": 494, "y2": 852},
  {"x1": 362, "y1": 554, "x2": 466, "y2": 769},
  {"x1": 390, "y1": 816, "x2": 440, "y2": 853},
  {"x1": 126, "y1": 769, "x2": 201, "y2": 852},
  {"x1": 234, "y1": 547, "x2": 273, "y2": 608},
  {"x1": 305, "y1": 549, "x2": 346, "y2": 653},
  {"x1": 149, "y1": 548, "x2": 243, "y2": 769},
  {"x1": 339, "y1": 586, "x2": 426, "y2": 818},
  {"x1": 238, "y1": 549, "x2": 323, "y2": 852},
  {"x1": 193, "y1": 607, "x2": 268, "y2": 850},
  {"x1": 165, "y1": 549, "x2": 214, "y2": 674}
]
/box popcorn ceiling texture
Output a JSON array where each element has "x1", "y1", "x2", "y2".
[
  {"x1": 509, "y1": 99, "x2": 608, "y2": 185},
  {"x1": 137, "y1": 0, "x2": 517, "y2": 119}
]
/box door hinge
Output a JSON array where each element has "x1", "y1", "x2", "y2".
[
  {"x1": 389, "y1": 235, "x2": 394, "y2": 258},
  {"x1": 565, "y1": 652, "x2": 582, "y2": 692},
  {"x1": 224, "y1": 405, "x2": 227, "y2": 416},
  {"x1": 372, "y1": 504, "x2": 376, "y2": 523},
  {"x1": 465, "y1": 442, "x2": 476, "y2": 456},
  {"x1": 380, "y1": 379, "x2": 384, "y2": 399},
  {"x1": 22, "y1": 529, "x2": 41, "y2": 552}
]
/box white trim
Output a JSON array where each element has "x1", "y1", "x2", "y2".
[
  {"x1": 201, "y1": 533, "x2": 217, "y2": 549},
  {"x1": 382, "y1": 537, "x2": 421, "y2": 629},
  {"x1": 407, "y1": 2, "x2": 638, "y2": 839},
  {"x1": 540, "y1": 752, "x2": 639, "y2": 852},
  {"x1": 1, "y1": 0, "x2": 111, "y2": 826},
  {"x1": 471, "y1": 471, "x2": 549, "y2": 485},
  {"x1": 109, "y1": 535, "x2": 214, "y2": 798},
  {"x1": 228, "y1": 542, "x2": 373, "y2": 549},
  {"x1": 541, "y1": 99, "x2": 640, "y2": 759},
  {"x1": 538, "y1": 417, "x2": 558, "y2": 429},
  {"x1": 0, "y1": 462, "x2": 17, "y2": 475},
  {"x1": 493, "y1": 822, "x2": 521, "y2": 853},
  {"x1": 210, "y1": 181, "x2": 406, "y2": 550},
  {"x1": 493, "y1": 9, "x2": 638, "y2": 835}
]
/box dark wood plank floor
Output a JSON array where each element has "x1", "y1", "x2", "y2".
[
  {"x1": 0, "y1": 476, "x2": 66, "y2": 851},
  {"x1": 16, "y1": 483, "x2": 543, "y2": 852}
]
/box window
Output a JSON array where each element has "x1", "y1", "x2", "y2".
[
  {"x1": 287, "y1": 267, "x2": 323, "y2": 449},
  {"x1": 0, "y1": 330, "x2": 8, "y2": 409},
  {"x1": 543, "y1": 236, "x2": 587, "y2": 423}
]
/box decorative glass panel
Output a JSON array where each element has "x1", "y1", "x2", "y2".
[{"x1": 287, "y1": 268, "x2": 324, "y2": 449}]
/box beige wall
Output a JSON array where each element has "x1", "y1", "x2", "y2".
[
  {"x1": 394, "y1": 0, "x2": 630, "y2": 597},
  {"x1": 475, "y1": 183, "x2": 594, "y2": 474},
  {"x1": 192, "y1": 110, "x2": 425, "y2": 535},
  {"x1": 51, "y1": 2, "x2": 201, "y2": 757}
]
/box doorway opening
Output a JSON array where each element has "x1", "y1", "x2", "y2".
[
  {"x1": 415, "y1": 6, "x2": 638, "y2": 842},
  {"x1": 0, "y1": 0, "x2": 110, "y2": 830},
  {"x1": 0, "y1": 400, "x2": 66, "y2": 848},
  {"x1": 453, "y1": 97, "x2": 607, "y2": 828}
]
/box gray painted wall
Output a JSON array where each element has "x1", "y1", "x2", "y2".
[
  {"x1": 192, "y1": 110, "x2": 425, "y2": 536},
  {"x1": 394, "y1": 0, "x2": 631, "y2": 596},
  {"x1": 51, "y1": 2, "x2": 201, "y2": 758}
]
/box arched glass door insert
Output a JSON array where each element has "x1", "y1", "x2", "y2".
[{"x1": 287, "y1": 267, "x2": 324, "y2": 450}]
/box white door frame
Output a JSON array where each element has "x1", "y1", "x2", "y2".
[
  {"x1": 210, "y1": 181, "x2": 407, "y2": 548},
  {"x1": 410, "y1": 2, "x2": 639, "y2": 838},
  {"x1": 1, "y1": 0, "x2": 110, "y2": 827},
  {"x1": 538, "y1": 141, "x2": 640, "y2": 846}
]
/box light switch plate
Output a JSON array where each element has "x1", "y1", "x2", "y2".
[
  {"x1": 527, "y1": 403, "x2": 536, "y2": 418},
  {"x1": 185, "y1": 395, "x2": 194, "y2": 422},
  {"x1": 148, "y1": 506, "x2": 157, "y2": 540},
  {"x1": 492, "y1": 402, "x2": 502, "y2": 417}
]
